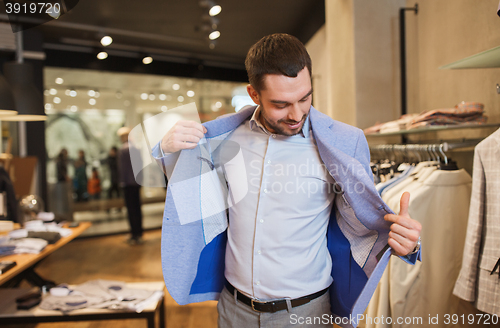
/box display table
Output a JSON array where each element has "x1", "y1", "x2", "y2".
[
  {"x1": 0, "y1": 281, "x2": 165, "y2": 328},
  {"x1": 0, "y1": 221, "x2": 92, "y2": 287}
]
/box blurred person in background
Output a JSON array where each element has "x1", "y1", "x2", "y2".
[
  {"x1": 73, "y1": 150, "x2": 88, "y2": 202},
  {"x1": 87, "y1": 167, "x2": 101, "y2": 200},
  {"x1": 117, "y1": 127, "x2": 143, "y2": 245},
  {"x1": 107, "y1": 146, "x2": 120, "y2": 199},
  {"x1": 56, "y1": 148, "x2": 69, "y2": 182}
]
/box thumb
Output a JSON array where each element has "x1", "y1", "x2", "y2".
[{"x1": 399, "y1": 191, "x2": 410, "y2": 217}]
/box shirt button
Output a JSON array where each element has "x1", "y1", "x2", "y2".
[
  {"x1": 259, "y1": 219, "x2": 264, "y2": 223},
  {"x1": 257, "y1": 250, "x2": 261, "y2": 255},
  {"x1": 256, "y1": 281, "x2": 260, "y2": 286}
]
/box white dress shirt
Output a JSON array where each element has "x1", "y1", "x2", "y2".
[{"x1": 224, "y1": 107, "x2": 335, "y2": 300}]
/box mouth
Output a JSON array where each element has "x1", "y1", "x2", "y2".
[{"x1": 284, "y1": 120, "x2": 303, "y2": 129}]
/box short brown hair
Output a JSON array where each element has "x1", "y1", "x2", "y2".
[{"x1": 245, "y1": 33, "x2": 312, "y2": 92}]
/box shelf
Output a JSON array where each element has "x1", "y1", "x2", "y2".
[
  {"x1": 440, "y1": 45, "x2": 500, "y2": 69},
  {"x1": 365, "y1": 123, "x2": 500, "y2": 137}
]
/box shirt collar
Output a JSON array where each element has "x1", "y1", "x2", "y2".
[{"x1": 249, "y1": 106, "x2": 311, "y2": 138}]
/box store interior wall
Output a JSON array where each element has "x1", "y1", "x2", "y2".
[
  {"x1": 405, "y1": 0, "x2": 500, "y2": 121},
  {"x1": 315, "y1": 0, "x2": 405, "y2": 129}
]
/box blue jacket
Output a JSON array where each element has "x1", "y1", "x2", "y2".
[{"x1": 152, "y1": 105, "x2": 421, "y2": 328}]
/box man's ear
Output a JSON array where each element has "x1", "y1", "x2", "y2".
[{"x1": 246, "y1": 84, "x2": 260, "y2": 105}]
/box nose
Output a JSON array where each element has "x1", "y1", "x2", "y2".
[{"x1": 287, "y1": 104, "x2": 303, "y2": 123}]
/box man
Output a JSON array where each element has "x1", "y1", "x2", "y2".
[
  {"x1": 117, "y1": 127, "x2": 143, "y2": 245},
  {"x1": 153, "y1": 34, "x2": 421, "y2": 327}
]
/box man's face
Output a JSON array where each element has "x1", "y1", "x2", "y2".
[{"x1": 247, "y1": 67, "x2": 312, "y2": 136}]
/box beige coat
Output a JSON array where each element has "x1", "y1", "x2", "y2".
[{"x1": 454, "y1": 128, "x2": 500, "y2": 315}]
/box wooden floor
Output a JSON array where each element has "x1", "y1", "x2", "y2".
[{"x1": 3, "y1": 229, "x2": 218, "y2": 328}]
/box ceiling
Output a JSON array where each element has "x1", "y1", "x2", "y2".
[{"x1": 2, "y1": 0, "x2": 325, "y2": 70}]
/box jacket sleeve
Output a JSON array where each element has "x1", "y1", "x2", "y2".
[
  {"x1": 453, "y1": 146, "x2": 486, "y2": 301},
  {"x1": 151, "y1": 141, "x2": 181, "y2": 180},
  {"x1": 353, "y1": 129, "x2": 373, "y2": 183}
]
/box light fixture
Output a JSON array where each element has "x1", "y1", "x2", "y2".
[
  {"x1": 97, "y1": 52, "x2": 108, "y2": 60},
  {"x1": 2, "y1": 62, "x2": 46, "y2": 121},
  {"x1": 100, "y1": 36, "x2": 113, "y2": 47},
  {"x1": 149, "y1": 93, "x2": 155, "y2": 100},
  {"x1": 142, "y1": 56, "x2": 153, "y2": 65},
  {"x1": 161, "y1": 105, "x2": 168, "y2": 111},
  {"x1": 172, "y1": 83, "x2": 180, "y2": 91},
  {"x1": 140, "y1": 93, "x2": 148, "y2": 100},
  {"x1": 94, "y1": 91, "x2": 100, "y2": 98},
  {"x1": 89, "y1": 98, "x2": 96, "y2": 105},
  {"x1": 88, "y1": 90, "x2": 95, "y2": 97},
  {"x1": 49, "y1": 88, "x2": 57, "y2": 95},
  {"x1": 209, "y1": 5, "x2": 222, "y2": 16},
  {"x1": 209, "y1": 30, "x2": 220, "y2": 40},
  {"x1": 55, "y1": 77, "x2": 64, "y2": 84},
  {"x1": 0, "y1": 71, "x2": 17, "y2": 115},
  {"x1": 70, "y1": 105, "x2": 78, "y2": 112},
  {"x1": 69, "y1": 90, "x2": 77, "y2": 97},
  {"x1": 177, "y1": 96, "x2": 184, "y2": 102},
  {"x1": 159, "y1": 94, "x2": 167, "y2": 101},
  {"x1": 53, "y1": 97, "x2": 61, "y2": 104},
  {"x1": 187, "y1": 90, "x2": 195, "y2": 97}
]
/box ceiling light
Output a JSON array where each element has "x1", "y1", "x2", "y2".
[
  {"x1": 140, "y1": 93, "x2": 148, "y2": 100},
  {"x1": 45, "y1": 103, "x2": 52, "y2": 110},
  {"x1": 172, "y1": 84, "x2": 180, "y2": 91},
  {"x1": 159, "y1": 94, "x2": 166, "y2": 101},
  {"x1": 89, "y1": 98, "x2": 96, "y2": 105},
  {"x1": 69, "y1": 90, "x2": 77, "y2": 97},
  {"x1": 97, "y1": 52, "x2": 108, "y2": 60},
  {"x1": 55, "y1": 77, "x2": 64, "y2": 84},
  {"x1": 87, "y1": 90, "x2": 95, "y2": 97},
  {"x1": 94, "y1": 91, "x2": 100, "y2": 98},
  {"x1": 65, "y1": 89, "x2": 71, "y2": 96},
  {"x1": 100, "y1": 36, "x2": 113, "y2": 46},
  {"x1": 209, "y1": 5, "x2": 222, "y2": 16},
  {"x1": 53, "y1": 97, "x2": 61, "y2": 104},
  {"x1": 70, "y1": 105, "x2": 78, "y2": 112},
  {"x1": 177, "y1": 96, "x2": 184, "y2": 102},
  {"x1": 215, "y1": 101, "x2": 222, "y2": 108},
  {"x1": 149, "y1": 93, "x2": 155, "y2": 100},
  {"x1": 161, "y1": 106, "x2": 168, "y2": 111},
  {"x1": 187, "y1": 90, "x2": 195, "y2": 97},
  {"x1": 49, "y1": 88, "x2": 57, "y2": 95},
  {"x1": 209, "y1": 30, "x2": 220, "y2": 40},
  {"x1": 143, "y1": 56, "x2": 153, "y2": 65}
]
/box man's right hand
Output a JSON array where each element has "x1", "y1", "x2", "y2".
[{"x1": 160, "y1": 120, "x2": 207, "y2": 154}]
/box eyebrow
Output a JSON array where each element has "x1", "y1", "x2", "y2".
[{"x1": 270, "y1": 88, "x2": 313, "y2": 104}]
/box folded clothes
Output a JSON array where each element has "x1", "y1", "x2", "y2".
[
  {"x1": 0, "y1": 237, "x2": 48, "y2": 256},
  {"x1": 407, "y1": 102, "x2": 487, "y2": 129},
  {"x1": 40, "y1": 279, "x2": 162, "y2": 313}
]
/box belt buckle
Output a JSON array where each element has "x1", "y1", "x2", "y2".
[{"x1": 251, "y1": 299, "x2": 265, "y2": 312}]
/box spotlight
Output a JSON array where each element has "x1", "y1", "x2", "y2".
[
  {"x1": 172, "y1": 84, "x2": 180, "y2": 91},
  {"x1": 209, "y1": 30, "x2": 220, "y2": 40},
  {"x1": 55, "y1": 78, "x2": 64, "y2": 84},
  {"x1": 100, "y1": 36, "x2": 113, "y2": 46},
  {"x1": 209, "y1": 5, "x2": 222, "y2": 16},
  {"x1": 97, "y1": 52, "x2": 108, "y2": 60},
  {"x1": 89, "y1": 98, "x2": 96, "y2": 105},
  {"x1": 143, "y1": 56, "x2": 153, "y2": 65}
]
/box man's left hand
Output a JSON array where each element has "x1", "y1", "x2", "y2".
[{"x1": 384, "y1": 192, "x2": 422, "y2": 256}]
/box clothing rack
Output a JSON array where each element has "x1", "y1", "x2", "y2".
[{"x1": 369, "y1": 139, "x2": 482, "y2": 164}]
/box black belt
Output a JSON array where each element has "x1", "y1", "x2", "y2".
[{"x1": 225, "y1": 281, "x2": 329, "y2": 313}]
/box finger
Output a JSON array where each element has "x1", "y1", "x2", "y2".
[
  {"x1": 399, "y1": 192, "x2": 410, "y2": 217},
  {"x1": 387, "y1": 236, "x2": 411, "y2": 257},
  {"x1": 389, "y1": 223, "x2": 419, "y2": 243},
  {"x1": 384, "y1": 214, "x2": 421, "y2": 230},
  {"x1": 181, "y1": 127, "x2": 205, "y2": 140},
  {"x1": 178, "y1": 120, "x2": 206, "y2": 134},
  {"x1": 174, "y1": 134, "x2": 202, "y2": 145}
]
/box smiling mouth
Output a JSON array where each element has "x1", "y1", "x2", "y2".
[{"x1": 284, "y1": 120, "x2": 303, "y2": 129}]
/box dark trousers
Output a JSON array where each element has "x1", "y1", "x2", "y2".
[
  {"x1": 123, "y1": 185, "x2": 143, "y2": 238},
  {"x1": 108, "y1": 183, "x2": 120, "y2": 199}
]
